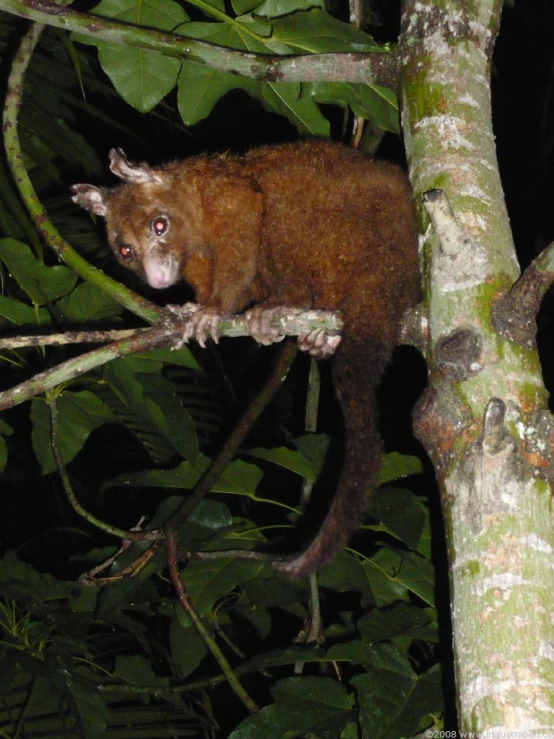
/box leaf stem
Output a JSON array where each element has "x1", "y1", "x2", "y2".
[
  {"x1": 48, "y1": 391, "x2": 161, "y2": 541},
  {"x1": 2, "y1": 21, "x2": 160, "y2": 323},
  {"x1": 184, "y1": 0, "x2": 268, "y2": 43}
]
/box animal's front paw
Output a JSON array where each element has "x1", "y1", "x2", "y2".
[
  {"x1": 245, "y1": 306, "x2": 297, "y2": 346},
  {"x1": 298, "y1": 329, "x2": 342, "y2": 359},
  {"x1": 167, "y1": 303, "x2": 222, "y2": 348}
]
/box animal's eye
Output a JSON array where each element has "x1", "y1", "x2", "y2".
[
  {"x1": 152, "y1": 215, "x2": 169, "y2": 236},
  {"x1": 119, "y1": 244, "x2": 133, "y2": 260}
]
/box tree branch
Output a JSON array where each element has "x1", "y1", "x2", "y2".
[
  {"x1": 0, "y1": 0, "x2": 400, "y2": 87},
  {"x1": 3, "y1": 20, "x2": 161, "y2": 324},
  {"x1": 0, "y1": 308, "x2": 340, "y2": 409},
  {"x1": 0, "y1": 327, "x2": 149, "y2": 350},
  {"x1": 165, "y1": 339, "x2": 298, "y2": 532},
  {"x1": 166, "y1": 528, "x2": 259, "y2": 714},
  {"x1": 491, "y1": 241, "x2": 554, "y2": 348}
]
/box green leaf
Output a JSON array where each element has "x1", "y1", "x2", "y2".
[
  {"x1": 109, "y1": 456, "x2": 263, "y2": 494},
  {"x1": 232, "y1": 0, "x2": 266, "y2": 12},
  {"x1": 232, "y1": 601, "x2": 272, "y2": 639},
  {"x1": 245, "y1": 644, "x2": 324, "y2": 671},
  {"x1": 98, "y1": 45, "x2": 181, "y2": 112},
  {"x1": 82, "y1": 0, "x2": 189, "y2": 112},
  {"x1": 0, "y1": 658, "x2": 17, "y2": 696},
  {"x1": 358, "y1": 602, "x2": 438, "y2": 645},
  {"x1": 170, "y1": 611, "x2": 208, "y2": 678},
  {"x1": 134, "y1": 345, "x2": 201, "y2": 371},
  {"x1": 174, "y1": 15, "x2": 284, "y2": 123},
  {"x1": 246, "y1": 444, "x2": 318, "y2": 481},
  {"x1": 359, "y1": 84, "x2": 400, "y2": 133},
  {"x1": 273, "y1": 675, "x2": 352, "y2": 708},
  {"x1": 139, "y1": 372, "x2": 199, "y2": 462},
  {"x1": 198, "y1": 0, "x2": 226, "y2": 11},
  {"x1": 310, "y1": 81, "x2": 399, "y2": 132},
  {"x1": 104, "y1": 357, "x2": 199, "y2": 463},
  {"x1": 416, "y1": 502, "x2": 433, "y2": 559},
  {"x1": 0, "y1": 551, "x2": 73, "y2": 602},
  {"x1": 31, "y1": 391, "x2": 115, "y2": 475},
  {"x1": 379, "y1": 452, "x2": 423, "y2": 483},
  {"x1": 308, "y1": 80, "x2": 358, "y2": 110},
  {"x1": 372, "y1": 486, "x2": 426, "y2": 550},
  {"x1": 57, "y1": 281, "x2": 123, "y2": 321},
  {"x1": 69, "y1": 584, "x2": 98, "y2": 613},
  {"x1": 97, "y1": 569, "x2": 161, "y2": 612},
  {"x1": 231, "y1": 0, "x2": 260, "y2": 15},
  {"x1": 229, "y1": 676, "x2": 352, "y2": 738},
  {"x1": 269, "y1": 8, "x2": 378, "y2": 53},
  {"x1": 189, "y1": 499, "x2": 233, "y2": 529},
  {"x1": 181, "y1": 556, "x2": 266, "y2": 617},
  {"x1": 174, "y1": 11, "x2": 376, "y2": 132},
  {"x1": 148, "y1": 498, "x2": 233, "y2": 537},
  {"x1": 262, "y1": 83, "x2": 330, "y2": 136},
  {"x1": 0, "y1": 419, "x2": 13, "y2": 473},
  {"x1": 30, "y1": 401, "x2": 53, "y2": 474},
  {"x1": 91, "y1": 0, "x2": 189, "y2": 42},
  {"x1": 178, "y1": 60, "x2": 261, "y2": 126},
  {"x1": 114, "y1": 654, "x2": 169, "y2": 687},
  {"x1": 352, "y1": 646, "x2": 442, "y2": 739},
  {"x1": 243, "y1": 577, "x2": 307, "y2": 610},
  {"x1": 363, "y1": 548, "x2": 435, "y2": 607},
  {"x1": 326, "y1": 639, "x2": 375, "y2": 668},
  {"x1": 0, "y1": 295, "x2": 51, "y2": 326},
  {"x1": 293, "y1": 433, "x2": 330, "y2": 475},
  {"x1": 176, "y1": 18, "x2": 279, "y2": 53},
  {"x1": 0, "y1": 435, "x2": 7, "y2": 473},
  {"x1": 174, "y1": 17, "x2": 332, "y2": 132},
  {"x1": 23, "y1": 676, "x2": 65, "y2": 724},
  {"x1": 252, "y1": 0, "x2": 325, "y2": 15},
  {"x1": 0, "y1": 238, "x2": 77, "y2": 305},
  {"x1": 63, "y1": 672, "x2": 109, "y2": 739},
  {"x1": 317, "y1": 550, "x2": 374, "y2": 597}
]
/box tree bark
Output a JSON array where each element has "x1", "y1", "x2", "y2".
[{"x1": 400, "y1": 0, "x2": 554, "y2": 732}]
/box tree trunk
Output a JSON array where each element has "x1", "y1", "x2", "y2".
[{"x1": 400, "y1": 0, "x2": 554, "y2": 732}]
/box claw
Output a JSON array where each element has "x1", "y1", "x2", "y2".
[
  {"x1": 166, "y1": 303, "x2": 221, "y2": 347},
  {"x1": 194, "y1": 308, "x2": 221, "y2": 347},
  {"x1": 298, "y1": 329, "x2": 341, "y2": 359},
  {"x1": 245, "y1": 306, "x2": 306, "y2": 346},
  {"x1": 245, "y1": 306, "x2": 286, "y2": 345}
]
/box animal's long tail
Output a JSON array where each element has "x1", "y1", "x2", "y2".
[{"x1": 273, "y1": 334, "x2": 387, "y2": 579}]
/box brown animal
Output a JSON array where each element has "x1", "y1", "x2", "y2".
[{"x1": 72, "y1": 140, "x2": 420, "y2": 579}]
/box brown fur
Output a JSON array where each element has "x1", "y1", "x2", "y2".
[{"x1": 72, "y1": 140, "x2": 420, "y2": 578}]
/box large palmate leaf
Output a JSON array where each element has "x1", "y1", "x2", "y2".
[
  {"x1": 74, "y1": 0, "x2": 395, "y2": 132},
  {"x1": 78, "y1": 0, "x2": 188, "y2": 112}
]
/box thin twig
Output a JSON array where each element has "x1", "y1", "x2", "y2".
[
  {"x1": 166, "y1": 529, "x2": 259, "y2": 714},
  {"x1": 0, "y1": 328, "x2": 149, "y2": 350},
  {"x1": 166, "y1": 340, "x2": 298, "y2": 531},
  {"x1": 49, "y1": 393, "x2": 161, "y2": 542},
  {"x1": 0, "y1": 323, "x2": 171, "y2": 409}
]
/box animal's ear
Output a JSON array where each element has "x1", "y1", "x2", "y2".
[
  {"x1": 109, "y1": 148, "x2": 163, "y2": 185},
  {"x1": 71, "y1": 184, "x2": 109, "y2": 217}
]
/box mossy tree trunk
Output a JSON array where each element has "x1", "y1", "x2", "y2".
[{"x1": 400, "y1": 0, "x2": 554, "y2": 731}]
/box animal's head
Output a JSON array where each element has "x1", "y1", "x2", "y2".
[{"x1": 72, "y1": 150, "x2": 202, "y2": 289}]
